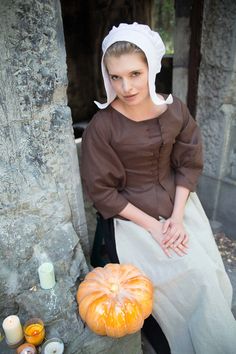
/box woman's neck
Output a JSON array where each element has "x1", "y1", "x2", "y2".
[{"x1": 112, "y1": 95, "x2": 167, "y2": 121}]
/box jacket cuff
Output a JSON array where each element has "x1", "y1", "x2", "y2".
[
  {"x1": 175, "y1": 172, "x2": 198, "y2": 192},
  {"x1": 94, "y1": 193, "x2": 129, "y2": 219}
]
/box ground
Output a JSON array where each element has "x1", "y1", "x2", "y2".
[
  {"x1": 215, "y1": 233, "x2": 236, "y2": 267},
  {"x1": 215, "y1": 233, "x2": 236, "y2": 317}
]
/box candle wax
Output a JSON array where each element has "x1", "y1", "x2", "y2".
[
  {"x1": 2, "y1": 315, "x2": 24, "y2": 345},
  {"x1": 44, "y1": 341, "x2": 64, "y2": 354},
  {"x1": 24, "y1": 323, "x2": 45, "y2": 346},
  {"x1": 38, "y1": 262, "x2": 56, "y2": 290},
  {"x1": 20, "y1": 347, "x2": 36, "y2": 354}
]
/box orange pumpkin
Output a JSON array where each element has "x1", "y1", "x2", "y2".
[{"x1": 77, "y1": 263, "x2": 154, "y2": 338}]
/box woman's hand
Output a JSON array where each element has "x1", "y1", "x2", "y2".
[
  {"x1": 149, "y1": 219, "x2": 187, "y2": 257},
  {"x1": 119, "y1": 202, "x2": 188, "y2": 257},
  {"x1": 161, "y1": 217, "x2": 189, "y2": 255},
  {"x1": 160, "y1": 185, "x2": 190, "y2": 256}
]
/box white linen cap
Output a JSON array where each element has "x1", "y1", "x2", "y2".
[{"x1": 94, "y1": 22, "x2": 173, "y2": 109}]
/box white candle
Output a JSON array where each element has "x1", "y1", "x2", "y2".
[
  {"x1": 19, "y1": 347, "x2": 36, "y2": 354},
  {"x1": 38, "y1": 262, "x2": 56, "y2": 289},
  {"x1": 43, "y1": 340, "x2": 64, "y2": 354},
  {"x1": 2, "y1": 315, "x2": 24, "y2": 345}
]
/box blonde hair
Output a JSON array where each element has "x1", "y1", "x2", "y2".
[{"x1": 103, "y1": 41, "x2": 147, "y2": 65}]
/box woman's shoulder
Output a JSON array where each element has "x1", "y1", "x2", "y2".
[
  {"x1": 83, "y1": 107, "x2": 114, "y2": 139},
  {"x1": 89, "y1": 107, "x2": 112, "y2": 125},
  {"x1": 161, "y1": 94, "x2": 192, "y2": 121},
  {"x1": 159, "y1": 94, "x2": 195, "y2": 132}
]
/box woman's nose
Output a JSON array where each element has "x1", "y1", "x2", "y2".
[{"x1": 122, "y1": 79, "x2": 132, "y2": 93}]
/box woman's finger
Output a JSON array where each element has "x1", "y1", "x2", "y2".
[
  {"x1": 162, "y1": 245, "x2": 172, "y2": 258},
  {"x1": 162, "y1": 226, "x2": 177, "y2": 242},
  {"x1": 182, "y1": 233, "x2": 189, "y2": 245},
  {"x1": 176, "y1": 243, "x2": 188, "y2": 254},
  {"x1": 163, "y1": 230, "x2": 179, "y2": 247},
  {"x1": 170, "y1": 244, "x2": 185, "y2": 257},
  {"x1": 162, "y1": 219, "x2": 171, "y2": 234},
  {"x1": 173, "y1": 233, "x2": 185, "y2": 248}
]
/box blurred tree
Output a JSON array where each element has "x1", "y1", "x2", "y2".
[{"x1": 153, "y1": 0, "x2": 174, "y2": 54}]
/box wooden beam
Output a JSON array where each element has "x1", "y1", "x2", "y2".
[{"x1": 187, "y1": 0, "x2": 204, "y2": 117}]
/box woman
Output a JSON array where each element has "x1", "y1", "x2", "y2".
[{"x1": 81, "y1": 23, "x2": 236, "y2": 354}]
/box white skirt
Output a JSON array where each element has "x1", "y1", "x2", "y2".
[{"x1": 114, "y1": 193, "x2": 236, "y2": 354}]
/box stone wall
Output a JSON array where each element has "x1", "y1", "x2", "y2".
[
  {"x1": 0, "y1": 0, "x2": 141, "y2": 353},
  {"x1": 196, "y1": 0, "x2": 236, "y2": 238}
]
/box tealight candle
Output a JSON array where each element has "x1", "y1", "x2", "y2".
[
  {"x1": 17, "y1": 342, "x2": 37, "y2": 354},
  {"x1": 2, "y1": 315, "x2": 24, "y2": 347},
  {"x1": 23, "y1": 318, "x2": 45, "y2": 346},
  {"x1": 42, "y1": 338, "x2": 64, "y2": 354},
  {"x1": 38, "y1": 262, "x2": 56, "y2": 290}
]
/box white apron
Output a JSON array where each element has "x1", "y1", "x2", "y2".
[{"x1": 114, "y1": 193, "x2": 236, "y2": 354}]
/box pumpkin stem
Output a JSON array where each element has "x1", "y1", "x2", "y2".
[{"x1": 110, "y1": 283, "x2": 119, "y2": 293}]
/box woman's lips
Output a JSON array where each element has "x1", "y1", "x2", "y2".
[{"x1": 123, "y1": 93, "x2": 138, "y2": 100}]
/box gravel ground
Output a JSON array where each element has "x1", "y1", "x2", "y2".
[
  {"x1": 215, "y1": 233, "x2": 236, "y2": 317},
  {"x1": 215, "y1": 233, "x2": 236, "y2": 266}
]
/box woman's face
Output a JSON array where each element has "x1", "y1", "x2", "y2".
[{"x1": 105, "y1": 52, "x2": 149, "y2": 107}]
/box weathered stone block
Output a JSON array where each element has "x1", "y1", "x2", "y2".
[{"x1": 216, "y1": 180, "x2": 236, "y2": 239}]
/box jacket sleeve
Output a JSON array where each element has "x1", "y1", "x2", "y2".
[
  {"x1": 171, "y1": 102, "x2": 203, "y2": 191},
  {"x1": 81, "y1": 114, "x2": 128, "y2": 219}
]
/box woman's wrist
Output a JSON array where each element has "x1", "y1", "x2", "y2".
[
  {"x1": 170, "y1": 211, "x2": 184, "y2": 223},
  {"x1": 171, "y1": 185, "x2": 190, "y2": 222},
  {"x1": 146, "y1": 218, "x2": 162, "y2": 234},
  {"x1": 119, "y1": 202, "x2": 161, "y2": 232}
]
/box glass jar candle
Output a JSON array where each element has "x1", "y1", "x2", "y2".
[
  {"x1": 23, "y1": 318, "x2": 45, "y2": 346},
  {"x1": 42, "y1": 338, "x2": 64, "y2": 354}
]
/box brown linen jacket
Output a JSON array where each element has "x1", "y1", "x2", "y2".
[{"x1": 81, "y1": 96, "x2": 203, "y2": 220}]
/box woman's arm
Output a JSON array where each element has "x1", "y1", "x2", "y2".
[
  {"x1": 171, "y1": 185, "x2": 190, "y2": 220},
  {"x1": 164, "y1": 101, "x2": 203, "y2": 251},
  {"x1": 119, "y1": 201, "x2": 187, "y2": 257},
  {"x1": 162, "y1": 185, "x2": 190, "y2": 249}
]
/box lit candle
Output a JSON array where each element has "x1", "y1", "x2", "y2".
[
  {"x1": 2, "y1": 315, "x2": 24, "y2": 346},
  {"x1": 19, "y1": 348, "x2": 36, "y2": 354},
  {"x1": 23, "y1": 318, "x2": 45, "y2": 346},
  {"x1": 38, "y1": 262, "x2": 56, "y2": 289},
  {"x1": 17, "y1": 342, "x2": 37, "y2": 354},
  {"x1": 42, "y1": 338, "x2": 64, "y2": 354}
]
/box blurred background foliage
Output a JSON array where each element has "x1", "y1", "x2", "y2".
[{"x1": 153, "y1": 0, "x2": 174, "y2": 54}]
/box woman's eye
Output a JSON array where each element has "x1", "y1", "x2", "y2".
[
  {"x1": 131, "y1": 71, "x2": 140, "y2": 77},
  {"x1": 110, "y1": 75, "x2": 119, "y2": 81}
]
